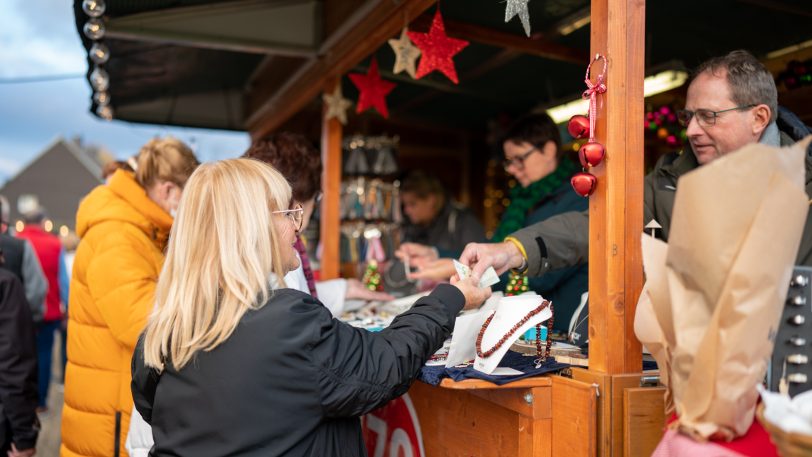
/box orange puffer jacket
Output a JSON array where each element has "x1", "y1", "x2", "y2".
[{"x1": 61, "y1": 170, "x2": 172, "y2": 457}]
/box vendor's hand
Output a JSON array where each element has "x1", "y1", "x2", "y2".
[
  {"x1": 394, "y1": 242, "x2": 438, "y2": 268},
  {"x1": 459, "y1": 241, "x2": 524, "y2": 279},
  {"x1": 450, "y1": 276, "x2": 491, "y2": 311},
  {"x1": 407, "y1": 258, "x2": 455, "y2": 281},
  {"x1": 345, "y1": 278, "x2": 395, "y2": 302},
  {"x1": 8, "y1": 443, "x2": 36, "y2": 457}
]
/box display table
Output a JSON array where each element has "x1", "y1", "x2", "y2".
[{"x1": 367, "y1": 375, "x2": 598, "y2": 456}]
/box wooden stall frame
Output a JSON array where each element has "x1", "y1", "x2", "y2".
[{"x1": 253, "y1": 0, "x2": 660, "y2": 454}]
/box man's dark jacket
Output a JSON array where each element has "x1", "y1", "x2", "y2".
[
  {"x1": 0, "y1": 269, "x2": 39, "y2": 452},
  {"x1": 132, "y1": 285, "x2": 464, "y2": 457}
]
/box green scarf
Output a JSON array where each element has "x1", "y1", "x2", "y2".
[{"x1": 492, "y1": 160, "x2": 577, "y2": 242}]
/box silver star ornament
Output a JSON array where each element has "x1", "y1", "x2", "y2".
[
  {"x1": 322, "y1": 85, "x2": 352, "y2": 125},
  {"x1": 388, "y1": 27, "x2": 421, "y2": 79},
  {"x1": 504, "y1": 0, "x2": 531, "y2": 37}
]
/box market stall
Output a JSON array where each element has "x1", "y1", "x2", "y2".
[{"x1": 72, "y1": 0, "x2": 812, "y2": 455}]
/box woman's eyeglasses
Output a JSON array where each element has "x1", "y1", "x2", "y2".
[
  {"x1": 273, "y1": 204, "x2": 304, "y2": 231},
  {"x1": 503, "y1": 146, "x2": 538, "y2": 171}
]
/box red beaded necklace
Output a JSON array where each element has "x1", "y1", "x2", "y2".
[{"x1": 476, "y1": 300, "x2": 554, "y2": 364}]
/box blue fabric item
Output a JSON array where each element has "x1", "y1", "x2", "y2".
[
  {"x1": 418, "y1": 350, "x2": 569, "y2": 386},
  {"x1": 57, "y1": 248, "x2": 69, "y2": 307},
  {"x1": 36, "y1": 320, "x2": 60, "y2": 407}
]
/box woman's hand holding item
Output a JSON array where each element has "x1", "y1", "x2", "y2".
[
  {"x1": 450, "y1": 276, "x2": 491, "y2": 311},
  {"x1": 394, "y1": 242, "x2": 439, "y2": 268},
  {"x1": 407, "y1": 258, "x2": 455, "y2": 281}
]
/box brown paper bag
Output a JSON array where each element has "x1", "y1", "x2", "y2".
[{"x1": 636, "y1": 138, "x2": 811, "y2": 440}]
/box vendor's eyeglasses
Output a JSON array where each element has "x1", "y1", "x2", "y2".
[
  {"x1": 503, "y1": 146, "x2": 538, "y2": 171},
  {"x1": 676, "y1": 104, "x2": 756, "y2": 128},
  {"x1": 273, "y1": 204, "x2": 304, "y2": 231}
]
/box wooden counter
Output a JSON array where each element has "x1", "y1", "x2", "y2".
[{"x1": 408, "y1": 375, "x2": 598, "y2": 456}]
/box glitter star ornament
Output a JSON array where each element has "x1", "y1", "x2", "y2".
[
  {"x1": 388, "y1": 27, "x2": 421, "y2": 79},
  {"x1": 322, "y1": 84, "x2": 352, "y2": 125},
  {"x1": 348, "y1": 58, "x2": 396, "y2": 118},
  {"x1": 407, "y1": 9, "x2": 469, "y2": 84},
  {"x1": 504, "y1": 0, "x2": 532, "y2": 37}
]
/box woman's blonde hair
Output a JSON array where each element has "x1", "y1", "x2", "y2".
[
  {"x1": 132, "y1": 137, "x2": 199, "y2": 189},
  {"x1": 142, "y1": 158, "x2": 292, "y2": 371}
]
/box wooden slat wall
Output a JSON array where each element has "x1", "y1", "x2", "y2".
[{"x1": 588, "y1": 0, "x2": 645, "y2": 375}]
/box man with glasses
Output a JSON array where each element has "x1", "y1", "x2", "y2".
[{"x1": 450, "y1": 49, "x2": 812, "y2": 283}]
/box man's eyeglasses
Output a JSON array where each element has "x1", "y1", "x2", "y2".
[
  {"x1": 676, "y1": 104, "x2": 756, "y2": 128},
  {"x1": 273, "y1": 204, "x2": 304, "y2": 231},
  {"x1": 503, "y1": 146, "x2": 538, "y2": 171}
]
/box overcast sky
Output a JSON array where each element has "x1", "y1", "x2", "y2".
[{"x1": 0, "y1": 0, "x2": 249, "y2": 181}]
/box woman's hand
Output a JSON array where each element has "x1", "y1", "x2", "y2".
[
  {"x1": 345, "y1": 278, "x2": 395, "y2": 302},
  {"x1": 394, "y1": 243, "x2": 438, "y2": 268},
  {"x1": 450, "y1": 276, "x2": 491, "y2": 311},
  {"x1": 407, "y1": 258, "x2": 455, "y2": 281}
]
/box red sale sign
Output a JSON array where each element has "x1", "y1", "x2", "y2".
[{"x1": 361, "y1": 394, "x2": 425, "y2": 457}]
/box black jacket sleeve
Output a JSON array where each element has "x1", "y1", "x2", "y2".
[
  {"x1": 131, "y1": 334, "x2": 161, "y2": 424},
  {"x1": 307, "y1": 284, "x2": 464, "y2": 418},
  {"x1": 0, "y1": 273, "x2": 39, "y2": 450}
]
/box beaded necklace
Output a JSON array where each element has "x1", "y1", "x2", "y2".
[{"x1": 476, "y1": 300, "x2": 554, "y2": 367}]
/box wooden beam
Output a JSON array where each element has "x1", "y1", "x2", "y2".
[
  {"x1": 587, "y1": 0, "x2": 645, "y2": 376},
  {"x1": 246, "y1": 0, "x2": 437, "y2": 139},
  {"x1": 409, "y1": 14, "x2": 588, "y2": 65},
  {"x1": 320, "y1": 78, "x2": 343, "y2": 280}
]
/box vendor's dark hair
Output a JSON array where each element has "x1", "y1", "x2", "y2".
[
  {"x1": 693, "y1": 50, "x2": 777, "y2": 123},
  {"x1": 400, "y1": 170, "x2": 445, "y2": 200},
  {"x1": 502, "y1": 113, "x2": 562, "y2": 160},
  {"x1": 244, "y1": 132, "x2": 322, "y2": 202}
]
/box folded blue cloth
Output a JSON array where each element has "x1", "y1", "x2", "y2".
[{"x1": 418, "y1": 350, "x2": 569, "y2": 386}]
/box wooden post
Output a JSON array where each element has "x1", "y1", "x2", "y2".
[
  {"x1": 588, "y1": 0, "x2": 645, "y2": 375},
  {"x1": 320, "y1": 78, "x2": 343, "y2": 280}
]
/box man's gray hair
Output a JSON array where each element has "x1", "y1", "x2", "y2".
[{"x1": 693, "y1": 49, "x2": 778, "y2": 123}]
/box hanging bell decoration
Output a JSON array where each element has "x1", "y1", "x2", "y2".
[
  {"x1": 571, "y1": 172, "x2": 597, "y2": 197},
  {"x1": 567, "y1": 114, "x2": 590, "y2": 139},
  {"x1": 570, "y1": 54, "x2": 608, "y2": 197},
  {"x1": 578, "y1": 141, "x2": 606, "y2": 168}
]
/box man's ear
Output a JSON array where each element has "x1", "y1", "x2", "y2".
[{"x1": 752, "y1": 104, "x2": 772, "y2": 136}]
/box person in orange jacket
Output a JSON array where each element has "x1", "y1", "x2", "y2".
[{"x1": 60, "y1": 138, "x2": 198, "y2": 457}]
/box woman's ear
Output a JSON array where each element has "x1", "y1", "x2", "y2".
[{"x1": 541, "y1": 140, "x2": 557, "y2": 158}]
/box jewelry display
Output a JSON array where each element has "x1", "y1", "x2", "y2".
[
  {"x1": 476, "y1": 300, "x2": 554, "y2": 367},
  {"x1": 474, "y1": 294, "x2": 554, "y2": 374}
]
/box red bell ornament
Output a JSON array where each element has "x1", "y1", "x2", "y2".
[
  {"x1": 571, "y1": 172, "x2": 597, "y2": 197},
  {"x1": 567, "y1": 114, "x2": 590, "y2": 139},
  {"x1": 578, "y1": 141, "x2": 606, "y2": 168}
]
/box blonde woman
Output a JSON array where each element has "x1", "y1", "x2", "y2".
[
  {"x1": 61, "y1": 138, "x2": 199, "y2": 457},
  {"x1": 132, "y1": 158, "x2": 489, "y2": 456}
]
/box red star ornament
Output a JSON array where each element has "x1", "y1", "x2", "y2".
[
  {"x1": 407, "y1": 9, "x2": 469, "y2": 84},
  {"x1": 348, "y1": 58, "x2": 396, "y2": 118}
]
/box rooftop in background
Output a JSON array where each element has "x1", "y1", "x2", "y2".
[{"x1": 0, "y1": 137, "x2": 105, "y2": 230}]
